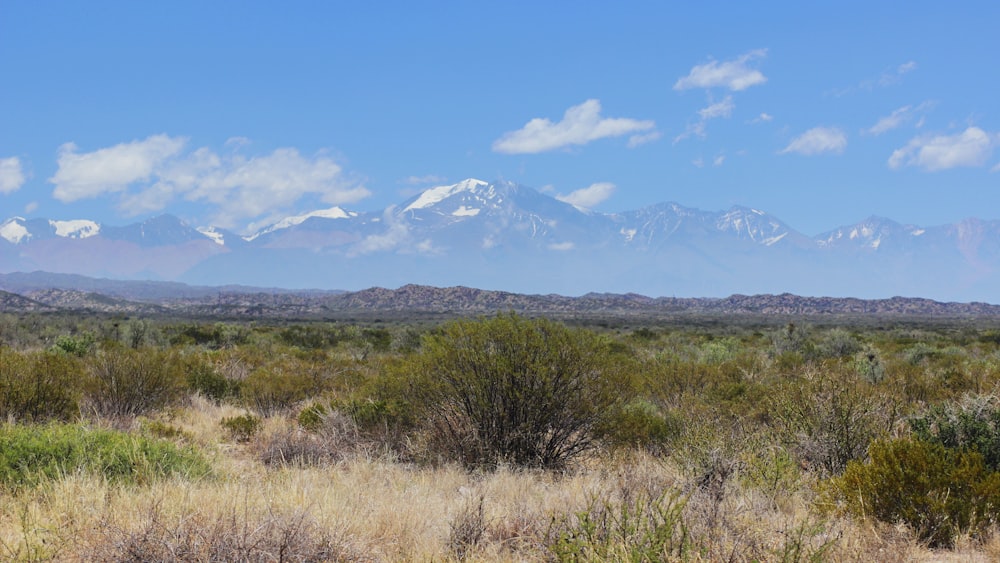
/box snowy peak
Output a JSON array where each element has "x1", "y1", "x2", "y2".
[
  {"x1": 715, "y1": 207, "x2": 791, "y2": 246},
  {"x1": 816, "y1": 216, "x2": 919, "y2": 250},
  {"x1": 1, "y1": 217, "x2": 101, "y2": 243},
  {"x1": 247, "y1": 206, "x2": 357, "y2": 241},
  {"x1": 0, "y1": 217, "x2": 30, "y2": 244},
  {"x1": 50, "y1": 219, "x2": 100, "y2": 239},
  {"x1": 403, "y1": 179, "x2": 491, "y2": 212}
]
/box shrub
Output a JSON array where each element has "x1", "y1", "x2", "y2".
[
  {"x1": 253, "y1": 414, "x2": 360, "y2": 467},
  {"x1": 910, "y1": 394, "x2": 1000, "y2": 471},
  {"x1": 185, "y1": 355, "x2": 240, "y2": 404},
  {"x1": 83, "y1": 346, "x2": 186, "y2": 419},
  {"x1": 84, "y1": 505, "x2": 364, "y2": 562},
  {"x1": 594, "y1": 400, "x2": 681, "y2": 455},
  {"x1": 50, "y1": 333, "x2": 96, "y2": 357},
  {"x1": 822, "y1": 438, "x2": 1000, "y2": 547},
  {"x1": 0, "y1": 349, "x2": 82, "y2": 422},
  {"x1": 0, "y1": 423, "x2": 211, "y2": 490},
  {"x1": 407, "y1": 313, "x2": 634, "y2": 470},
  {"x1": 221, "y1": 413, "x2": 262, "y2": 443},
  {"x1": 550, "y1": 488, "x2": 690, "y2": 561},
  {"x1": 240, "y1": 355, "x2": 335, "y2": 416}
]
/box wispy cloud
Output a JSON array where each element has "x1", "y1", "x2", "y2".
[
  {"x1": 492, "y1": 99, "x2": 656, "y2": 154},
  {"x1": 831, "y1": 61, "x2": 918, "y2": 96},
  {"x1": 865, "y1": 102, "x2": 934, "y2": 135},
  {"x1": 879, "y1": 61, "x2": 917, "y2": 87},
  {"x1": 555, "y1": 182, "x2": 616, "y2": 209},
  {"x1": 674, "y1": 49, "x2": 768, "y2": 92},
  {"x1": 698, "y1": 96, "x2": 735, "y2": 120},
  {"x1": 780, "y1": 127, "x2": 847, "y2": 155},
  {"x1": 749, "y1": 113, "x2": 773, "y2": 124},
  {"x1": 627, "y1": 131, "x2": 662, "y2": 148},
  {"x1": 675, "y1": 96, "x2": 735, "y2": 143},
  {"x1": 889, "y1": 127, "x2": 994, "y2": 171},
  {"x1": 0, "y1": 157, "x2": 26, "y2": 194},
  {"x1": 49, "y1": 134, "x2": 370, "y2": 231}
]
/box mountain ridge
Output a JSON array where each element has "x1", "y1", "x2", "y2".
[{"x1": 3, "y1": 179, "x2": 1000, "y2": 302}]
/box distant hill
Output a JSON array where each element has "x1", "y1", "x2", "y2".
[{"x1": 2, "y1": 274, "x2": 999, "y2": 320}]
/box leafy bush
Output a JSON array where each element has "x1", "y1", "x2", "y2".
[
  {"x1": 0, "y1": 423, "x2": 211, "y2": 490},
  {"x1": 184, "y1": 355, "x2": 240, "y2": 404},
  {"x1": 406, "y1": 314, "x2": 634, "y2": 470},
  {"x1": 822, "y1": 438, "x2": 1000, "y2": 547},
  {"x1": 240, "y1": 355, "x2": 335, "y2": 416},
  {"x1": 0, "y1": 349, "x2": 82, "y2": 422},
  {"x1": 83, "y1": 346, "x2": 186, "y2": 419},
  {"x1": 50, "y1": 333, "x2": 96, "y2": 357},
  {"x1": 221, "y1": 413, "x2": 262, "y2": 443},
  {"x1": 594, "y1": 400, "x2": 681, "y2": 455},
  {"x1": 910, "y1": 394, "x2": 1000, "y2": 471}
]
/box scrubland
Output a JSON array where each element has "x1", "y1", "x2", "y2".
[{"x1": 2, "y1": 312, "x2": 1000, "y2": 561}]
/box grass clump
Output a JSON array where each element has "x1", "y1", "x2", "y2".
[{"x1": 0, "y1": 423, "x2": 211, "y2": 490}]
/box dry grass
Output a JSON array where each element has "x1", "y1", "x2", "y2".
[{"x1": 1, "y1": 399, "x2": 998, "y2": 561}]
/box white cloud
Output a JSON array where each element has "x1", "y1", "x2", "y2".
[
  {"x1": 24, "y1": 201, "x2": 38, "y2": 214},
  {"x1": 692, "y1": 157, "x2": 705, "y2": 168},
  {"x1": 713, "y1": 154, "x2": 726, "y2": 167},
  {"x1": 674, "y1": 49, "x2": 768, "y2": 91},
  {"x1": 349, "y1": 206, "x2": 410, "y2": 256},
  {"x1": 752, "y1": 113, "x2": 774, "y2": 123},
  {"x1": 51, "y1": 135, "x2": 186, "y2": 202},
  {"x1": 492, "y1": 99, "x2": 656, "y2": 154},
  {"x1": 888, "y1": 127, "x2": 994, "y2": 171},
  {"x1": 548, "y1": 242, "x2": 575, "y2": 251},
  {"x1": 49, "y1": 134, "x2": 369, "y2": 231},
  {"x1": 0, "y1": 157, "x2": 26, "y2": 194},
  {"x1": 698, "y1": 96, "x2": 735, "y2": 120},
  {"x1": 780, "y1": 127, "x2": 847, "y2": 155},
  {"x1": 627, "y1": 131, "x2": 662, "y2": 148},
  {"x1": 555, "y1": 182, "x2": 616, "y2": 209}
]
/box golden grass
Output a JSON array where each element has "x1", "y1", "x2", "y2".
[{"x1": 1, "y1": 400, "x2": 998, "y2": 561}]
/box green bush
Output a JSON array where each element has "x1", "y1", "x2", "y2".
[
  {"x1": 221, "y1": 414, "x2": 262, "y2": 443},
  {"x1": 83, "y1": 346, "x2": 186, "y2": 419},
  {"x1": 184, "y1": 355, "x2": 240, "y2": 404},
  {"x1": 822, "y1": 438, "x2": 1000, "y2": 547},
  {"x1": 0, "y1": 423, "x2": 211, "y2": 490},
  {"x1": 594, "y1": 400, "x2": 681, "y2": 455},
  {"x1": 297, "y1": 403, "x2": 328, "y2": 432},
  {"x1": 910, "y1": 394, "x2": 1000, "y2": 471},
  {"x1": 0, "y1": 349, "x2": 82, "y2": 422},
  {"x1": 406, "y1": 313, "x2": 634, "y2": 470}
]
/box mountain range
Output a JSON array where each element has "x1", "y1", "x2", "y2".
[{"x1": 2, "y1": 179, "x2": 999, "y2": 302}]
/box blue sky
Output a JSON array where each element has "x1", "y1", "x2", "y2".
[{"x1": 1, "y1": 1, "x2": 997, "y2": 235}]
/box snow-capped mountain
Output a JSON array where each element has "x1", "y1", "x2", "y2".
[{"x1": 3, "y1": 179, "x2": 1000, "y2": 302}]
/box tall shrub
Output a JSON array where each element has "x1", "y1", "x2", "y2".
[{"x1": 408, "y1": 314, "x2": 633, "y2": 469}]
